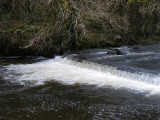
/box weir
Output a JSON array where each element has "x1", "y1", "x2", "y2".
[{"x1": 3, "y1": 56, "x2": 160, "y2": 95}]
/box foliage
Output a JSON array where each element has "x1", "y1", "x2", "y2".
[{"x1": 0, "y1": 0, "x2": 160, "y2": 55}]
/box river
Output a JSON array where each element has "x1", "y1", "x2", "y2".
[{"x1": 1, "y1": 42, "x2": 160, "y2": 120}]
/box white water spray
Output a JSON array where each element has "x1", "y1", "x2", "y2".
[{"x1": 3, "y1": 56, "x2": 160, "y2": 95}]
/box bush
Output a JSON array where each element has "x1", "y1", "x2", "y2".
[{"x1": 0, "y1": 0, "x2": 160, "y2": 56}]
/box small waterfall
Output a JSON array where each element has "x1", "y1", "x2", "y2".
[
  {"x1": 3, "y1": 56, "x2": 160, "y2": 95},
  {"x1": 56, "y1": 57, "x2": 160, "y2": 85}
]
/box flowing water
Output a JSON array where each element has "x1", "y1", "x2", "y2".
[{"x1": 1, "y1": 42, "x2": 160, "y2": 120}]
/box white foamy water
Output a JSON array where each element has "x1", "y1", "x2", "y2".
[{"x1": 3, "y1": 56, "x2": 160, "y2": 95}]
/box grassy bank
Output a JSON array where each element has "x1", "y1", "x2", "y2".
[{"x1": 0, "y1": 0, "x2": 160, "y2": 56}]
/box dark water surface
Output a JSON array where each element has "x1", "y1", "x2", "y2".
[{"x1": 1, "y1": 42, "x2": 160, "y2": 120}]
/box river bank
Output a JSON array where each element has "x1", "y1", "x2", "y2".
[
  {"x1": 0, "y1": 0, "x2": 159, "y2": 57},
  {"x1": 0, "y1": 37, "x2": 160, "y2": 57}
]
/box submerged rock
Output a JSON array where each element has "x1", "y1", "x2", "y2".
[
  {"x1": 106, "y1": 49, "x2": 122, "y2": 55},
  {"x1": 133, "y1": 46, "x2": 139, "y2": 50}
]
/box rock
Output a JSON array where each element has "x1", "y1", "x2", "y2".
[
  {"x1": 114, "y1": 35, "x2": 122, "y2": 40},
  {"x1": 132, "y1": 46, "x2": 140, "y2": 53},
  {"x1": 133, "y1": 46, "x2": 139, "y2": 50},
  {"x1": 106, "y1": 49, "x2": 122, "y2": 55}
]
